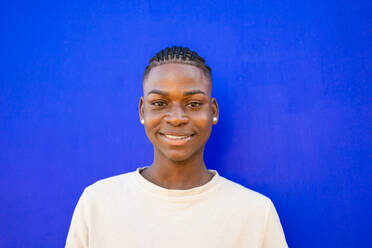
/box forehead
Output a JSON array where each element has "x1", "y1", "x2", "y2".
[{"x1": 143, "y1": 64, "x2": 211, "y2": 95}]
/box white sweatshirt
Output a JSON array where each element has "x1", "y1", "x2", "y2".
[{"x1": 66, "y1": 168, "x2": 288, "y2": 248}]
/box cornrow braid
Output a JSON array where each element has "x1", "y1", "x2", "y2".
[{"x1": 143, "y1": 46, "x2": 212, "y2": 82}]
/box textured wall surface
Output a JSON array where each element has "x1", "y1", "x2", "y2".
[{"x1": 1, "y1": 1, "x2": 371, "y2": 247}]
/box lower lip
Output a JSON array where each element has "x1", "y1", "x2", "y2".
[{"x1": 160, "y1": 134, "x2": 192, "y2": 146}]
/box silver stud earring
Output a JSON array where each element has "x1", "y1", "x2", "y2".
[
  {"x1": 140, "y1": 119, "x2": 144, "y2": 124},
  {"x1": 213, "y1": 117, "x2": 218, "y2": 122}
]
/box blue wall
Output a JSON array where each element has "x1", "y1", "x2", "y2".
[{"x1": 1, "y1": 1, "x2": 371, "y2": 247}]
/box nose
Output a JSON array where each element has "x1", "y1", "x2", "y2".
[{"x1": 164, "y1": 103, "x2": 188, "y2": 126}]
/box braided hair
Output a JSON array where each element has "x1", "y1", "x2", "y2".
[{"x1": 143, "y1": 46, "x2": 212, "y2": 82}]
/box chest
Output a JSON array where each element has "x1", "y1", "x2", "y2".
[{"x1": 89, "y1": 197, "x2": 266, "y2": 248}]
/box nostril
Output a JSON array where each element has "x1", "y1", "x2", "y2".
[{"x1": 165, "y1": 115, "x2": 189, "y2": 126}]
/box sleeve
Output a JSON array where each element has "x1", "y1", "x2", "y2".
[
  {"x1": 261, "y1": 200, "x2": 288, "y2": 248},
  {"x1": 65, "y1": 189, "x2": 90, "y2": 248}
]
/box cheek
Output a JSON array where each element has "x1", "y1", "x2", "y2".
[
  {"x1": 143, "y1": 108, "x2": 162, "y2": 137},
  {"x1": 144, "y1": 105, "x2": 163, "y2": 124},
  {"x1": 145, "y1": 113, "x2": 161, "y2": 126},
  {"x1": 191, "y1": 111, "x2": 212, "y2": 132}
]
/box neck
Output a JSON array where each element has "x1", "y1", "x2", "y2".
[{"x1": 140, "y1": 148, "x2": 214, "y2": 190}]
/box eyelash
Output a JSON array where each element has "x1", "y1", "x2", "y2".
[
  {"x1": 187, "y1": 102, "x2": 203, "y2": 108},
  {"x1": 150, "y1": 101, "x2": 203, "y2": 109},
  {"x1": 151, "y1": 101, "x2": 167, "y2": 107}
]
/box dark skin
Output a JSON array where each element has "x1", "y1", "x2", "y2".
[{"x1": 139, "y1": 63, "x2": 219, "y2": 190}]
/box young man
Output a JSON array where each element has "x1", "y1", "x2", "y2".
[{"x1": 65, "y1": 46, "x2": 288, "y2": 247}]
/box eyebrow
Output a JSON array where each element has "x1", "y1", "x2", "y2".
[
  {"x1": 183, "y1": 89, "x2": 206, "y2": 96},
  {"x1": 147, "y1": 89, "x2": 206, "y2": 96},
  {"x1": 147, "y1": 89, "x2": 169, "y2": 96}
]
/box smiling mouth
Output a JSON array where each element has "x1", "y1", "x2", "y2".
[
  {"x1": 159, "y1": 133, "x2": 194, "y2": 145},
  {"x1": 164, "y1": 134, "x2": 191, "y2": 140}
]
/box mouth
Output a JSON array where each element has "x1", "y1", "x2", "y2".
[{"x1": 158, "y1": 132, "x2": 194, "y2": 146}]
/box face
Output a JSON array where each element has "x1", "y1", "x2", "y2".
[{"x1": 139, "y1": 63, "x2": 218, "y2": 162}]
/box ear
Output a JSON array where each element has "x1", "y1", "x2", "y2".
[
  {"x1": 211, "y1": 97, "x2": 219, "y2": 124},
  {"x1": 139, "y1": 96, "x2": 144, "y2": 123}
]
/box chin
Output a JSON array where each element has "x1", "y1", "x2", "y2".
[
  {"x1": 165, "y1": 152, "x2": 192, "y2": 162},
  {"x1": 160, "y1": 148, "x2": 199, "y2": 163}
]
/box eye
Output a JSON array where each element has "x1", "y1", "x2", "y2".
[
  {"x1": 151, "y1": 101, "x2": 167, "y2": 107},
  {"x1": 187, "y1": 101, "x2": 203, "y2": 108}
]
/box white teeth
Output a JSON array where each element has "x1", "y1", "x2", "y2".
[{"x1": 165, "y1": 134, "x2": 190, "y2": 140}]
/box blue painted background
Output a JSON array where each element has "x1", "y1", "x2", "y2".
[{"x1": 1, "y1": 1, "x2": 371, "y2": 247}]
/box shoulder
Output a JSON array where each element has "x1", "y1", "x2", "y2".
[
  {"x1": 218, "y1": 176, "x2": 272, "y2": 210},
  {"x1": 210, "y1": 175, "x2": 277, "y2": 230},
  {"x1": 82, "y1": 171, "x2": 136, "y2": 201}
]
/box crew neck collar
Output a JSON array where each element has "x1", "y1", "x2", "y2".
[{"x1": 134, "y1": 167, "x2": 222, "y2": 200}]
